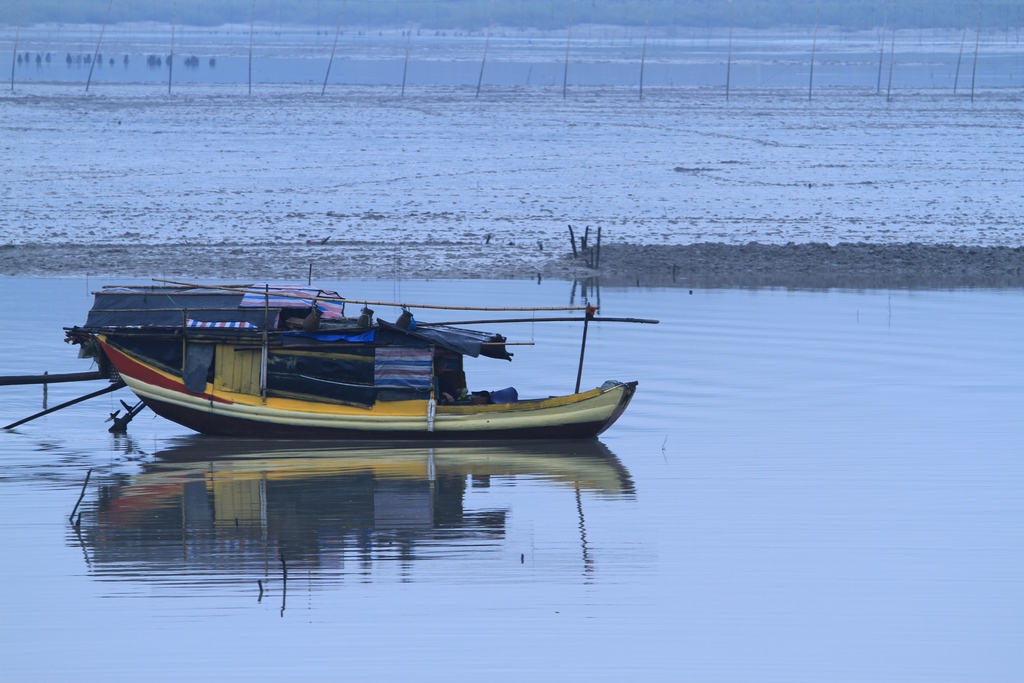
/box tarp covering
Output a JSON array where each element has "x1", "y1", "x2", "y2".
[
  {"x1": 376, "y1": 320, "x2": 511, "y2": 360},
  {"x1": 374, "y1": 347, "x2": 432, "y2": 390},
  {"x1": 240, "y1": 287, "x2": 345, "y2": 319},
  {"x1": 83, "y1": 285, "x2": 344, "y2": 329},
  {"x1": 86, "y1": 288, "x2": 263, "y2": 329}
]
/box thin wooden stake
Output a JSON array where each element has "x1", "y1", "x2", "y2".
[
  {"x1": 886, "y1": 7, "x2": 897, "y2": 102},
  {"x1": 248, "y1": 0, "x2": 256, "y2": 95},
  {"x1": 877, "y1": 3, "x2": 888, "y2": 94},
  {"x1": 10, "y1": 2, "x2": 23, "y2": 92},
  {"x1": 971, "y1": 1, "x2": 983, "y2": 103},
  {"x1": 808, "y1": 2, "x2": 820, "y2": 102},
  {"x1": 168, "y1": 0, "x2": 176, "y2": 94},
  {"x1": 322, "y1": 0, "x2": 347, "y2": 95},
  {"x1": 725, "y1": 0, "x2": 733, "y2": 101},
  {"x1": 640, "y1": 0, "x2": 651, "y2": 101},
  {"x1": 954, "y1": 26, "x2": 967, "y2": 92},
  {"x1": 568, "y1": 225, "x2": 578, "y2": 258},
  {"x1": 69, "y1": 469, "x2": 93, "y2": 524},
  {"x1": 85, "y1": 0, "x2": 113, "y2": 92},
  {"x1": 401, "y1": 22, "x2": 413, "y2": 96},
  {"x1": 562, "y1": 0, "x2": 575, "y2": 99},
  {"x1": 574, "y1": 316, "x2": 590, "y2": 394},
  {"x1": 476, "y1": 7, "x2": 494, "y2": 98}
]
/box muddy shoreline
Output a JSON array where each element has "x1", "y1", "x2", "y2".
[{"x1": 3, "y1": 241, "x2": 1022, "y2": 289}]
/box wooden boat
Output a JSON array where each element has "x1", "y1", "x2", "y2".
[{"x1": 66, "y1": 282, "x2": 650, "y2": 439}]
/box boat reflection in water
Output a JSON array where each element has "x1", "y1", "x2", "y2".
[{"x1": 75, "y1": 438, "x2": 633, "y2": 596}]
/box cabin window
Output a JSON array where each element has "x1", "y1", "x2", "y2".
[
  {"x1": 105, "y1": 336, "x2": 184, "y2": 376},
  {"x1": 266, "y1": 348, "x2": 376, "y2": 408}
]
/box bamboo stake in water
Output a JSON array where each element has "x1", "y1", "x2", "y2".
[
  {"x1": 725, "y1": 0, "x2": 733, "y2": 101},
  {"x1": 322, "y1": 0, "x2": 347, "y2": 95},
  {"x1": 401, "y1": 22, "x2": 413, "y2": 96},
  {"x1": 10, "y1": 2, "x2": 23, "y2": 92},
  {"x1": 808, "y1": 2, "x2": 820, "y2": 102},
  {"x1": 476, "y1": 4, "x2": 494, "y2": 98},
  {"x1": 86, "y1": 0, "x2": 113, "y2": 92},
  {"x1": 248, "y1": 0, "x2": 256, "y2": 95},
  {"x1": 971, "y1": 1, "x2": 983, "y2": 103},
  {"x1": 168, "y1": 0, "x2": 177, "y2": 94},
  {"x1": 886, "y1": 6, "x2": 898, "y2": 102},
  {"x1": 876, "y1": 2, "x2": 888, "y2": 94},
  {"x1": 562, "y1": 0, "x2": 575, "y2": 99},
  {"x1": 954, "y1": 26, "x2": 967, "y2": 93},
  {"x1": 640, "y1": 0, "x2": 651, "y2": 101}
]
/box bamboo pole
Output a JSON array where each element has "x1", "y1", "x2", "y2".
[
  {"x1": 401, "y1": 21, "x2": 413, "y2": 97},
  {"x1": 562, "y1": 0, "x2": 575, "y2": 99},
  {"x1": 248, "y1": 0, "x2": 256, "y2": 95},
  {"x1": 85, "y1": 0, "x2": 113, "y2": 92},
  {"x1": 808, "y1": 2, "x2": 820, "y2": 102},
  {"x1": 10, "y1": 2, "x2": 23, "y2": 92},
  {"x1": 321, "y1": 0, "x2": 347, "y2": 95},
  {"x1": 3, "y1": 381, "x2": 126, "y2": 430},
  {"x1": 0, "y1": 371, "x2": 104, "y2": 386},
  {"x1": 574, "y1": 316, "x2": 590, "y2": 394},
  {"x1": 168, "y1": 0, "x2": 177, "y2": 94},
  {"x1": 152, "y1": 279, "x2": 590, "y2": 312},
  {"x1": 421, "y1": 316, "x2": 659, "y2": 326},
  {"x1": 725, "y1": 0, "x2": 733, "y2": 101},
  {"x1": 954, "y1": 26, "x2": 967, "y2": 93},
  {"x1": 640, "y1": 0, "x2": 651, "y2": 101},
  {"x1": 971, "y1": 1, "x2": 983, "y2": 103},
  {"x1": 476, "y1": 4, "x2": 494, "y2": 98}
]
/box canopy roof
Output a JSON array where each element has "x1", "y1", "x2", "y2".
[{"x1": 80, "y1": 284, "x2": 510, "y2": 360}]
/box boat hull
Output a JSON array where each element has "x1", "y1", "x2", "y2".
[{"x1": 99, "y1": 338, "x2": 636, "y2": 440}]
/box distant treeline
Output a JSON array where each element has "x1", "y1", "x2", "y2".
[{"x1": 2, "y1": 0, "x2": 1022, "y2": 31}]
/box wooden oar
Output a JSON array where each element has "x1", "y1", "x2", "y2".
[
  {"x1": 151, "y1": 278, "x2": 590, "y2": 312},
  {"x1": 3, "y1": 381, "x2": 126, "y2": 430}
]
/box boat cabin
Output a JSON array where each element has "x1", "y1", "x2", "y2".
[{"x1": 68, "y1": 284, "x2": 513, "y2": 410}]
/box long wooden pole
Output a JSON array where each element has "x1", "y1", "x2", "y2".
[
  {"x1": 476, "y1": 13, "x2": 494, "y2": 98},
  {"x1": 562, "y1": 0, "x2": 575, "y2": 99},
  {"x1": 4, "y1": 381, "x2": 126, "y2": 430},
  {"x1": 574, "y1": 317, "x2": 590, "y2": 394},
  {"x1": 322, "y1": 0, "x2": 346, "y2": 95},
  {"x1": 152, "y1": 279, "x2": 590, "y2": 312},
  {"x1": 421, "y1": 316, "x2": 659, "y2": 326},
  {"x1": 640, "y1": 0, "x2": 651, "y2": 101},
  {"x1": 168, "y1": 0, "x2": 177, "y2": 94},
  {"x1": 954, "y1": 26, "x2": 967, "y2": 93},
  {"x1": 10, "y1": 2, "x2": 23, "y2": 92},
  {"x1": 725, "y1": 0, "x2": 733, "y2": 101},
  {"x1": 85, "y1": 0, "x2": 113, "y2": 92},
  {"x1": 0, "y1": 371, "x2": 104, "y2": 386},
  {"x1": 808, "y1": 1, "x2": 820, "y2": 102},
  {"x1": 971, "y1": 0, "x2": 983, "y2": 103},
  {"x1": 401, "y1": 21, "x2": 413, "y2": 96},
  {"x1": 248, "y1": 0, "x2": 256, "y2": 95}
]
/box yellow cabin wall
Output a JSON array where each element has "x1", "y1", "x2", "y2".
[{"x1": 213, "y1": 345, "x2": 261, "y2": 396}]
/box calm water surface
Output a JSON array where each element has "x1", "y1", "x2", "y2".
[{"x1": 1, "y1": 277, "x2": 1021, "y2": 681}]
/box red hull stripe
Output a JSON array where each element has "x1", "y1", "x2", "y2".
[{"x1": 99, "y1": 338, "x2": 230, "y2": 404}]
